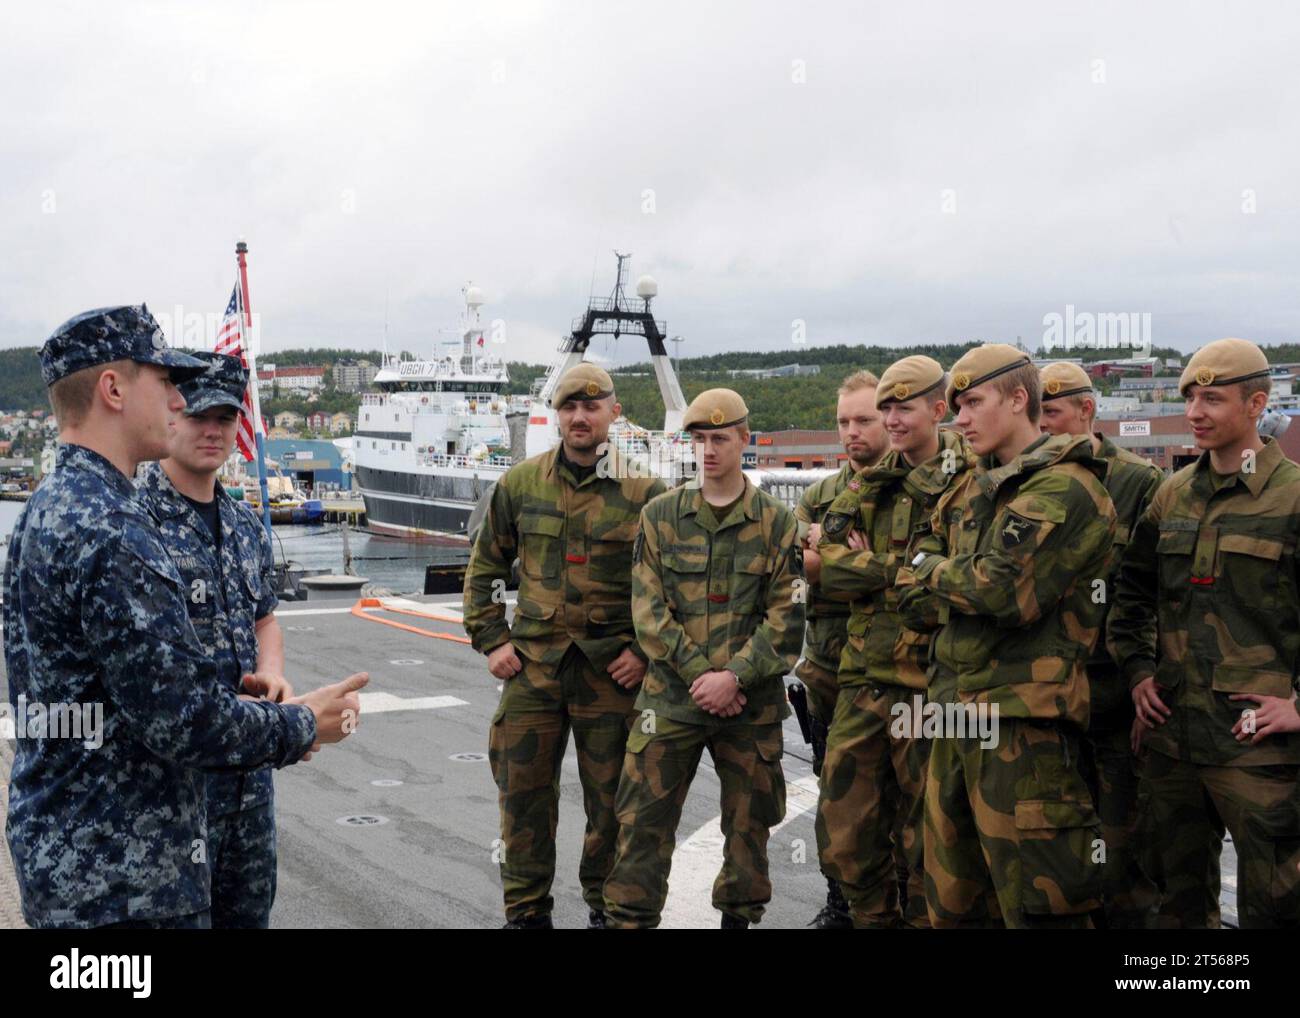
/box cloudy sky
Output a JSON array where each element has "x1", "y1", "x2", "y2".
[{"x1": 3, "y1": 1, "x2": 1298, "y2": 365}]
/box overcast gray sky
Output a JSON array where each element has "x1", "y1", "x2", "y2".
[{"x1": 3, "y1": 0, "x2": 1298, "y2": 364}]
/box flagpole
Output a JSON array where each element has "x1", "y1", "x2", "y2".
[{"x1": 236, "y1": 240, "x2": 274, "y2": 539}]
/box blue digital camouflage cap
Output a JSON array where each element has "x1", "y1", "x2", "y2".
[
  {"x1": 177, "y1": 351, "x2": 249, "y2": 415},
  {"x1": 40, "y1": 304, "x2": 209, "y2": 387}
]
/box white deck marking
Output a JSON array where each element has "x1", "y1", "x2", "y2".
[
  {"x1": 359, "y1": 692, "x2": 468, "y2": 714},
  {"x1": 659, "y1": 772, "x2": 821, "y2": 928}
]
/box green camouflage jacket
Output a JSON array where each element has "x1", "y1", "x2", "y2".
[
  {"x1": 1108, "y1": 436, "x2": 1300, "y2": 766},
  {"x1": 1088, "y1": 434, "x2": 1164, "y2": 717},
  {"x1": 462, "y1": 444, "x2": 667, "y2": 670},
  {"x1": 631, "y1": 479, "x2": 805, "y2": 725},
  {"x1": 818, "y1": 429, "x2": 974, "y2": 689},
  {"x1": 794, "y1": 461, "x2": 855, "y2": 672},
  {"x1": 896, "y1": 432, "x2": 1116, "y2": 728}
]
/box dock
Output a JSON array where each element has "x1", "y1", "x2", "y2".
[{"x1": 320, "y1": 498, "x2": 366, "y2": 525}]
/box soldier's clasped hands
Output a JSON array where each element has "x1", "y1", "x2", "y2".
[
  {"x1": 606, "y1": 648, "x2": 647, "y2": 689},
  {"x1": 689, "y1": 670, "x2": 747, "y2": 717}
]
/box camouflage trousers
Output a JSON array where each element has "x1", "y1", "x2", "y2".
[
  {"x1": 208, "y1": 799, "x2": 277, "y2": 929},
  {"x1": 1078, "y1": 716, "x2": 1159, "y2": 928},
  {"x1": 794, "y1": 653, "x2": 841, "y2": 727},
  {"x1": 925, "y1": 717, "x2": 1102, "y2": 929},
  {"x1": 603, "y1": 716, "x2": 786, "y2": 928},
  {"x1": 816, "y1": 683, "x2": 930, "y2": 928},
  {"x1": 488, "y1": 644, "x2": 637, "y2": 921},
  {"x1": 1142, "y1": 750, "x2": 1299, "y2": 929}
]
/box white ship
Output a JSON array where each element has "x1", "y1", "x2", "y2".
[{"x1": 354, "y1": 257, "x2": 696, "y2": 542}]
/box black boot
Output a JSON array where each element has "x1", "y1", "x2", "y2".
[
  {"x1": 809, "y1": 877, "x2": 853, "y2": 929},
  {"x1": 587, "y1": 909, "x2": 608, "y2": 929},
  {"x1": 720, "y1": 912, "x2": 749, "y2": 929},
  {"x1": 501, "y1": 912, "x2": 553, "y2": 929}
]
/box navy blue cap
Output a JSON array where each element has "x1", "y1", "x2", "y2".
[
  {"x1": 40, "y1": 304, "x2": 209, "y2": 387},
  {"x1": 176, "y1": 351, "x2": 249, "y2": 416}
]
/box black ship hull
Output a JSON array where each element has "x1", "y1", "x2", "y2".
[{"x1": 355, "y1": 464, "x2": 492, "y2": 543}]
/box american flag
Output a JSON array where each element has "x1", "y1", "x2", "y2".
[{"x1": 214, "y1": 283, "x2": 263, "y2": 461}]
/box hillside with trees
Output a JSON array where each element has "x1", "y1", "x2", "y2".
[{"x1": 0, "y1": 339, "x2": 1279, "y2": 433}]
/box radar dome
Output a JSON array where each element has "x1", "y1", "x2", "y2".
[
  {"x1": 635, "y1": 275, "x2": 658, "y2": 300},
  {"x1": 465, "y1": 285, "x2": 485, "y2": 307}
]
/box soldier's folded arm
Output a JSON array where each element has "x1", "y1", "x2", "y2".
[
  {"x1": 1106, "y1": 500, "x2": 1162, "y2": 689},
  {"x1": 725, "y1": 512, "x2": 806, "y2": 688},
  {"x1": 914, "y1": 478, "x2": 1113, "y2": 627},
  {"x1": 632, "y1": 505, "x2": 713, "y2": 683},
  {"x1": 816, "y1": 540, "x2": 893, "y2": 598},
  {"x1": 462, "y1": 479, "x2": 518, "y2": 655},
  {"x1": 894, "y1": 525, "x2": 946, "y2": 632},
  {"x1": 84, "y1": 534, "x2": 317, "y2": 771}
]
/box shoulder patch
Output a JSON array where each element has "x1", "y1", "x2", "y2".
[
  {"x1": 822, "y1": 510, "x2": 853, "y2": 539},
  {"x1": 999, "y1": 510, "x2": 1040, "y2": 549}
]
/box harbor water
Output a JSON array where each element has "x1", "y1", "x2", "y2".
[{"x1": 0, "y1": 499, "x2": 459, "y2": 597}]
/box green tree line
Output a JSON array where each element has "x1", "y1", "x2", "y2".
[{"x1": 0, "y1": 340, "x2": 1287, "y2": 434}]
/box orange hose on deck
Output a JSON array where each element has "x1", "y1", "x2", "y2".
[{"x1": 350, "y1": 598, "x2": 472, "y2": 644}]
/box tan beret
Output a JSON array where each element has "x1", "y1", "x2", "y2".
[
  {"x1": 551, "y1": 363, "x2": 614, "y2": 407},
  {"x1": 876, "y1": 355, "x2": 946, "y2": 409},
  {"x1": 1039, "y1": 361, "x2": 1094, "y2": 401},
  {"x1": 947, "y1": 344, "x2": 1034, "y2": 406},
  {"x1": 683, "y1": 388, "x2": 749, "y2": 430},
  {"x1": 1178, "y1": 338, "x2": 1270, "y2": 396}
]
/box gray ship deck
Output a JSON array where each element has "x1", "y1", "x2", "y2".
[{"x1": 2, "y1": 595, "x2": 1239, "y2": 929}]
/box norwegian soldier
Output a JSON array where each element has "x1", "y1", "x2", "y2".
[
  {"x1": 896, "y1": 344, "x2": 1115, "y2": 928},
  {"x1": 1109, "y1": 338, "x2": 1300, "y2": 929},
  {"x1": 136, "y1": 352, "x2": 291, "y2": 929},
  {"x1": 4, "y1": 306, "x2": 365, "y2": 929},
  {"x1": 814, "y1": 356, "x2": 973, "y2": 928},
  {"x1": 1037, "y1": 361, "x2": 1167, "y2": 928},
  {"x1": 602, "y1": 389, "x2": 805, "y2": 928},
  {"x1": 463, "y1": 364, "x2": 666, "y2": 929},
  {"x1": 795, "y1": 368, "x2": 889, "y2": 928}
]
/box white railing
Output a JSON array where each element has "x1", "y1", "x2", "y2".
[
  {"x1": 413, "y1": 451, "x2": 514, "y2": 471},
  {"x1": 361, "y1": 392, "x2": 523, "y2": 417}
]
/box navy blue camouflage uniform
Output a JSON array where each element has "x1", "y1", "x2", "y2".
[
  {"x1": 136, "y1": 349, "x2": 283, "y2": 928},
  {"x1": 137, "y1": 459, "x2": 282, "y2": 928},
  {"x1": 3, "y1": 306, "x2": 316, "y2": 929}
]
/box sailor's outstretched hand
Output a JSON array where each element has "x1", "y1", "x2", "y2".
[
  {"x1": 289, "y1": 672, "x2": 369, "y2": 745},
  {"x1": 241, "y1": 671, "x2": 294, "y2": 702}
]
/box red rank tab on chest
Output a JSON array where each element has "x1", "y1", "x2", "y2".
[
  {"x1": 565, "y1": 553, "x2": 587, "y2": 564},
  {"x1": 707, "y1": 593, "x2": 729, "y2": 603},
  {"x1": 1189, "y1": 576, "x2": 1214, "y2": 585}
]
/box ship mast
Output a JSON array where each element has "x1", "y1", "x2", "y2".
[
  {"x1": 538, "y1": 252, "x2": 688, "y2": 431},
  {"x1": 460, "y1": 283, "x2": 485, "y2": 375}
]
